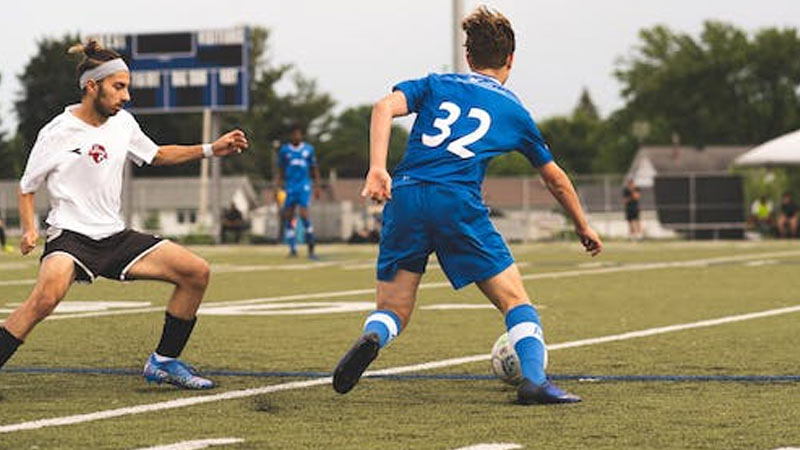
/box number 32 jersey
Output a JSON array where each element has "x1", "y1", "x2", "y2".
[{"x1": 392, "y1": 72, "x2": 553, "y2": 189}]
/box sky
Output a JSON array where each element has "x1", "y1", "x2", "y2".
[{"x1": 2, "y1": 0, "x2": 800, "y2": 135}]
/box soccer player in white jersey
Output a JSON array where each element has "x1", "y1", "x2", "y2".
[
  {"x1": 333, "y1": 7, "x2": 602, "y2": 404},
  {"x1": 0, "y1": 40, "x2": 249, "y2": 389}
]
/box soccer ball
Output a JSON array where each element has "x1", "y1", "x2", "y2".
[{"x1": 490, "y1": 332, "x2": 548, "y2": 385}]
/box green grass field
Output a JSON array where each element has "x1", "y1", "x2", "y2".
[{"x1": 1, "y1": 240, "x2": 799, "y2": 450}]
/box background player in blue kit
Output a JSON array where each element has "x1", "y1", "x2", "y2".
[
  {"x1": 275, "y1": 125, "x2": 321, "y2": 259},
  {"x1": 333, "y1": 6, "x2": 603, "y2": 405}
]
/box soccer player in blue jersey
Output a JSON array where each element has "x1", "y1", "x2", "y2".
[
  {"x1": 332, "y1": 6, "x2": 603, "y2": 404},
  {"x1": 275, "y1": 125, "x2": 321, "y2": 259}
]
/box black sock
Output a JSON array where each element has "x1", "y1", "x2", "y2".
[
  {"x1": 0, "y1": 227, "x2": 6, "y2": 247},
  {"x1": 155, "y1": 312, "x2": 197, "y2": 358},
  {"x1": 0, "y1": 327, "x2": 23, "y2": 369}
]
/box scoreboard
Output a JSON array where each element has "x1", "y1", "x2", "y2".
[{"x1": 90, "y1": 28, "x2": 250, "y2": 113}]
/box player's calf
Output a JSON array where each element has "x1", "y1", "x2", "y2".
[
  {"x1": 284, "y1": 223, "x2": 297, "y2": 256},
  {"x1": 300, "y1": 217, "x2": 316, "y2": 259},
  {"x1": 26, "y1": 289, "x2": 64, "y2": 323},
  {"x1": 2, "y1": 283, "x2": 70, "y2": 342},
  {"x1": 505, "y1": 303, "x2": 548, "y2": 385},
  {"x1": 505, "y1": 303, "x2": 582, "y2": 404}
]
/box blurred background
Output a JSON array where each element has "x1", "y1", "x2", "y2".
[{"x1": 1, "y1": 0, "x2": 800, "y2": 245}]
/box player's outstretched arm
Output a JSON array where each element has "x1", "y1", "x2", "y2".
[
  {"x1": 362, "y1": 91, "x2": 409, "y2": 203},
  {"x1": 151, "y1": 130, "x2": 249, "y2": 166},
  {"x1": 17, "y1": 188, "x2": 38, "y2": 256},
  {"x1": 539, "y1": 162, "x2": 603, "y2": 256}
]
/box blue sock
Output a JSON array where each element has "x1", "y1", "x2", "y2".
[
  {"x1": 505, "y1": 303, "x2": 547, "y2": 385},
  {"x1": 301, "y1": 218, "x2": 315, "y2": 249},
  {"x1": 363, "y1": 310, "x2": 402, "y2": 348},
  {"x1": 285, "y1": 224, "x2": 297, "y2": 252}
]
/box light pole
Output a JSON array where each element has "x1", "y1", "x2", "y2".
[{"x1": 453, "y1": 0, "x2": 467, "y2": 73}]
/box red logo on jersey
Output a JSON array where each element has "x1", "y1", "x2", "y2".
[{"x1": 88, "y1": 144, "x2": 108, "y2": 164}]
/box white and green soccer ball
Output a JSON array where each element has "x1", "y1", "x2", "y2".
[{"x1": 490, "y1": 332, "x2": 548, "y2": 385}]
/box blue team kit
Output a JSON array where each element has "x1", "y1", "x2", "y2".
[
  {"x1": 278, "y1": 142, "x2": 317, "y2": 209},
  {"x1": 378, "y1": 72, "x2": 554, "y2": 288}
]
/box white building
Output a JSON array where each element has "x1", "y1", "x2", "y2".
[{"x1": 0, "y1": 176, "x2": 258, "y2": 237}]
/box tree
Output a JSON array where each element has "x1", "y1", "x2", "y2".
[
  {"x1": 15, "y1": 34, "x2": 83, "y2": 155},
  {"x1": 589, "y1": 109, "x2": 640, "y2": 174},
  {"x1": 0, "y1": 75, "x2": 27, "y2": 179},
  {"x1": 574, "y1": 87, "x2": 599, "y2": 121},
  {"x1": 0, "y1": 74, "x2": 9, "y2": 178},
  {"x1": 486, "y1": 151, "x2": 536, "y2": 176},
  {"x1": 138, "y1": 26, "x2": 336, "y2": 180},
  {"x1": 537, "y1": 89, "x2": 603, "y2": 174},
  {"x1": 11, "y1": 28, "x2": 335, "y2": 181},
  {"x1": 317, "y1": 105, "x2": 409, "y2": 178},
  {"x1": 487, "y1": 89, "x2": 614, "y2": 176},
  {"x1": 615, "y1": 21, "x2": 800, "y2": 147}
]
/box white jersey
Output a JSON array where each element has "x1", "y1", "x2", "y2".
[{"x1": 20, "y1": 105, "x2": 159, "y2": 240}]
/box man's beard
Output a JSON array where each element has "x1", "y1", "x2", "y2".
[{"x1": 93, "y1": 85, "x2": 117, "y2": 118}]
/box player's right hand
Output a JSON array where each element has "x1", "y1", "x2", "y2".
[
  {"x1": 20, "y1": 230, "x2": 38, "y2": 256},
  {"x1": 576, "y1": 225, "x2": 603, "y2": 257},
  {"x1": 212, "y1": 129, "x2": 249, "y2": 156},
  {"x1": 361, "y1": 168, "x2": 392, "y2": 204}
]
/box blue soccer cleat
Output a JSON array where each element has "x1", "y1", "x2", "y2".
[
  {"x1": 517, "y1": 378, "x2": 582, "y2": 405},
  {"x1": 142, "y1": 353, "x2": 215, "y2": 390}
]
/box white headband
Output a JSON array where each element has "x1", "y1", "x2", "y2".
[{"x1": 78, "y1": 59, "x2": 129, "y2": 89}]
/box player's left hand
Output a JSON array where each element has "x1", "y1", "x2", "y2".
[
  {"x1": 213, "y1": 129, "x2": 249, "y2": 156},
  {"x1": 313, "y1": 186, "x2": 322, "y2": 200},
  {"x1": 576, "y1": 225, "x2": 603, "y2": 257}
]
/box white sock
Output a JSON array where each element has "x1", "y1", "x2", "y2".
[{"x1": 153, "y1": 353, "x2": 176, "y2": 362}]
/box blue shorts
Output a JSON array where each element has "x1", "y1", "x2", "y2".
[
  {"x1": 377, "y1": 183, "x2": 514, "y2": 289},
  {"x1": 284, "y1": 186, "x2": 311, "y2": 209}
]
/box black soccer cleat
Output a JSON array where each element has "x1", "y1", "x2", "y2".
[
  {"x1": 332, "y1": 332, "x2": 380, "y2": 394},
  {"x1": 517, "y1": 378, "x2": 582, "y2": 405}
]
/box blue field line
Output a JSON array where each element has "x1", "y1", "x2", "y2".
[{"x1": 3, "y1": 366, "x2": 800, "y2": 383}]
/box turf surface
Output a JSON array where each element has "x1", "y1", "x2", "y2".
[{"x1": 1, "y1": 240, "x2": 799, "y2": 449}]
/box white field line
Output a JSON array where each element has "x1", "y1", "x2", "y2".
[
  {"x1": 0, "y1": 378, "x2": 333, "y2": 434},
  {"x1": 744, "y1": 259, "x2": 778, "y2": 267},
  {"x1": 0, "y1": 262, "x2": 35, "y2": 270},
  {"x1": 545, "y1": 304, "x2": 800, "y2": 351},
  {"x1": 453, "y1": 444, "x2": 523, "y2": 450},
  {"x1": 4, "y1": 248, "x2": 798, "y2": 289},
  {"x1": 135, "y1": 438, "x2": 244, "y2": 450},
  {"x1": 2, "y1": 303, "x2": 799, "y2": 434},
  {"x1": 0, "y1": 279, "x2": 36, "y2": 287},
  {"x1": 342, "y1": 261, "x2": 530, "y2": 271},
  {"x1": 2, "y1": 249, "x2": 797, "y2": 322},
  {"x1": 211, "y1": 260, "x2": 359, "y2": 273},
  {"x1": 519, "y1": 249, "x2": 800, "y2": 282}
]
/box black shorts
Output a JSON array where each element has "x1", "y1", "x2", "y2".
[
  {"x1": 625, "y1": 205, "x2": 640, "y2": 221},
  {"x1": 42, "y1": 229, "x2": 166, "y2": 283}
]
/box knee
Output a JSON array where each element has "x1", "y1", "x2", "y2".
[
  {"x1": 193, "y1": 259, "x2": 211, "y2": 289},
  {"x1": 179, "y1": 258, "x2": 210, "y2": 290}
]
